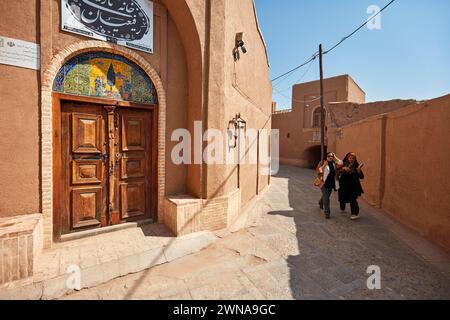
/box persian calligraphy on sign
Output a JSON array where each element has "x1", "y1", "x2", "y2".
[{"x1": 62, "y1": 0, "x2": 153, "y2": 53}]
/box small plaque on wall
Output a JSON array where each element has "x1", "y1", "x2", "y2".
[
  {"x1": 0, "y1": 36, "x2": 40, "y2": 70},
  {"x1": 61, "y1": 0, "x2": 154, "y2": 54}
]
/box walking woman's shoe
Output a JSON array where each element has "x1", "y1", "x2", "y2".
[
  {"x1": 325, "y1": 213, "x2": 331, "y2": 219},
  {"x1": 350, "y1": 215, "x2": 360, "y2": 221}
]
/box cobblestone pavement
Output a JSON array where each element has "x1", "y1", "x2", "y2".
[{"x1": 61, "y1": 166, "x2": 450, "y2": 300}]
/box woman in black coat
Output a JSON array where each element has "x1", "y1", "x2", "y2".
[{"x1": 338, "y1": 152, "x2": 365, "y2": 220}]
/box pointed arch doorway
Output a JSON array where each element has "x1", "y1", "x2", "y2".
[{"x1": 51, "y1": 51, "x2": 160, "y2": 240}]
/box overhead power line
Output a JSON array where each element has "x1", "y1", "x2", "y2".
[
  {"x1": 271, "y1": 52, "x2": 319, "y2": 83},
  {"x1": 324, "y1": 0, "x2": 397, "y2": 55},
  {"x1": 273, "y1": 87, "x2": 323, "y2": 104},
  {"x1": 270, "y1": 0, "x2": 397, "y2": 82},
  {"x1": 274, "y1": 57, "x2": 316, "y2": 92}
]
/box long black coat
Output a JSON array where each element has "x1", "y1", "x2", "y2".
[{"x1": 338, "y1": 167, "x2": 364, "y2": 203}]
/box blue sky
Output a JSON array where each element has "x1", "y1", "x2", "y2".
[{"x1": 254, "y1": 0, "x2": 450, "y2": 108}]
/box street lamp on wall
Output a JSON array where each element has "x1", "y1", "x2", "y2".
[
  {"x1": 228, "y1": 113, "x2": 247, "y2": 190},
  {"x1": 228, "y1": 113, "x2": 247, "y2": 149}
]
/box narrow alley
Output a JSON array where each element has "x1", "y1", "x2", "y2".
[{"x1": 60, "y1": 166, "x2": 450, "y2": 300}]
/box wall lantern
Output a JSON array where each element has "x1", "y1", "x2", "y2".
[{"x1": 228, "y1": 113, "x2": 247, "y2": 149}]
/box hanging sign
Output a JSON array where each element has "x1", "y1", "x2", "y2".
[
  {"x1": 61, "y1": 0, "x2": 153, "y2": 53},
  {"x1": 0, "y1": 36, "x2": 40, "y2": 70}
]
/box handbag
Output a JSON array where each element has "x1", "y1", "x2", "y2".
[
  {"x1": 313, "y1": 173, "x2": 324, "y2": 188},
  {"x1": 314, "y1": 177, "x2": 323, "y2": 187},
  {"x1": 314, "y1": 161, "x2": 325, "y2": 187}
]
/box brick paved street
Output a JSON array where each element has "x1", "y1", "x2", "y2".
[{"x1": 61, "y1": 166, "x2": 450, "y2": 300}]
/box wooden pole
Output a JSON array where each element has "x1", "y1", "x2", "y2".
[{"x1": 319, "y1": 44, "x2": 325, "y2": 160}]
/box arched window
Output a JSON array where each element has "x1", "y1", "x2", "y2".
[
  {"x1": 53, "y1": 52, "x2": 157, "y2": 104},
  {"x1": 312, "y1": 107, "x2": 322, "y2": 128}
]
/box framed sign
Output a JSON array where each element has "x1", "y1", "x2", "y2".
[
  {"x1": 0, "y1": 36, "x2": 40, "y2": 70},
  {"x1": 61, "y1": 0, "x2": 153, "y2": 53}
]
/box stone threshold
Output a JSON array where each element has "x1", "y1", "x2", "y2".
[
  {"x1": 59, "y1": 219, "x2": 153, "y2": 242},
  {"x1": 0, "y1": 224, "x2": 217, "y2": 300}
]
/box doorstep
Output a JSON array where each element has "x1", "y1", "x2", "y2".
[{"x1": 0, "y1": 223, "x2": 217, "y2": 300}]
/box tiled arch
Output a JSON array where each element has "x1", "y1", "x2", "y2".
[{"x1": 41, "y1": 40, "x2": 166, "y2": 248}]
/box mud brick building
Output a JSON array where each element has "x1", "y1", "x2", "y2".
[{"x1": 0, "y1": 0, "x2": 272, "y2": 286}]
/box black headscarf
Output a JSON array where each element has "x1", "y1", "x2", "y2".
[{"x1": 343, "y1": 152, "x2": 360, "y2": 169}]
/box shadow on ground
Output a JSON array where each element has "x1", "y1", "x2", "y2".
[{"x1": 268, "y1": 165, "x2": 450, "y2": 300}]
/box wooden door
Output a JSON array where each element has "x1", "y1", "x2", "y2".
[
  {"x1": 115, "y1": 108, "x2": 153, "y2": 223},
  {"x1": 60, "y1": 103, "x2": 108, "y2": 234},
  {"x1": 59, "y1": 102, "x2": 154, "y2": 235}
]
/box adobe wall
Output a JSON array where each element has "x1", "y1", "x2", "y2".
[
  {"x1": 347, "y1": 77, "x2": 366, "y2": 104},
  {"x1": 190, "y1": 0, "x2": 272, "y2": 205},
  {"x1": 328, "y1": 99, "x2": 417, "y2": 128},
  {"x1": 332, "y1": 118, "x2": 384, "y2": 207},
  {"x1": 332, "y1": 94, "x2": 450, "y2": 252},
  {"x1": 222, "y1": 0, "x2": 272, "y2": 204},
  {"x1": 271, "y1": 110, "x2": 304, "y2": 166},
  {"x1": 0, "y1": 0, "x2": 40, "y2": 217},
  {"x1": 163, "y1": 0, "x2": 273, "y2": 206}
]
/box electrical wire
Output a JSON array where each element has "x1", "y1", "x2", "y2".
[
  {"x1": 271, "y1": 52, "x2": 319, "y2": 83},
  {"x1": 273, "y1": 57, "x2": 315, "y2": 92},
  {"x1": 273, "y1": 87, "x2": 322, "y2": 104},
  {"x1": 270, "y1": 0, "x2": 397, "y2": 82},
  {"x1": 324, "y1": 0, "x2": 397, "y2": 55}
]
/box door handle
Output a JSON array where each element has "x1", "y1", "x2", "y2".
[{"x1": 115, "y1": 153, "x2": 122, "y2": 163}]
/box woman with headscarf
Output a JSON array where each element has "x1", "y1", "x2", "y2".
[
  {"x1": 316, "y1": 152, "x2": 343, "y2": 219},
  {"x1": 338, "y1": 152, "x2": 365, "y2": 220}
]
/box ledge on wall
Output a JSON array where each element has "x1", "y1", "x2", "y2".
[
  {"x1": 0, "y1": 214, "x2": 43, "y2": 286},
  {"x1": 165, "y1": 189, "x2": 241, "y2": 237}
]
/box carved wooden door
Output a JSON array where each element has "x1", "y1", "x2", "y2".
[
  {"x1": 60, "y1": 103, "x2": 153, "y2": 235},
  {"x1": 114, "y1": 108, "x2": 153, "y2": 223},
  {"x1": 61, "y1": 103, "x2": 108, "y2": 234}
]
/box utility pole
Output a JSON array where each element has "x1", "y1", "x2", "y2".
[{"x1": 319, "y1": 44, "x2": 325, "y2": 160}]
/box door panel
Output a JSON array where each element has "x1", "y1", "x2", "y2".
[
  {"x1": 72, "y1": 159, "x2": 103, "y2": 185},
  {"x1": 121, "y1": 156, "x2": 145, "y2": 179},
  {"x1": 71, "y1": 187, "x2": 103, "y2": 229},
  {"x1": 117, "y1": 109, "x2": 152, "y2": 222},
  {"x1": 72, "y1": 113, "x2": 103, "y2": 154},
  {"x1": 61, "y1": 103, "x2": 107, "y2": 234},
  {"x1": 120, "y1": 182, "x2": 146, "y2": 218},
  {"x1": 121, "y1": 114, "x2": 146, "y2": 151}
]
